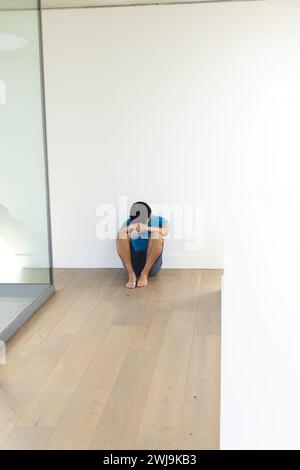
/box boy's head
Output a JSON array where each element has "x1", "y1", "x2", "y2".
[{"x1": 129, "y1": 201, "x2": 152, "y2": 224}]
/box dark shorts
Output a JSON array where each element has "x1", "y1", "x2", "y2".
[{"x1": 130, "y1": 242, "x2": 163, "y2": 277}]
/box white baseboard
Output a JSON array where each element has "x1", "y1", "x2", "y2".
[{"x1": 53, "y1": 254, "x2": 224, "y2": 269}]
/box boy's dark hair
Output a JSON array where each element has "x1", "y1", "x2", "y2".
[{"x1": 130, "y1": 201, "x2": 152, "y2": 223}]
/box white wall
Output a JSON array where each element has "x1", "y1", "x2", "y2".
[
  {"x1": 220, "y1": 0, "x2": 300, "y2": 449},
  {"x1": 41, "y1": 3, "x2": 233, "y2": 269},
  {"x1": 42, "y1": 0, "x2": 300, "y2": 448}
]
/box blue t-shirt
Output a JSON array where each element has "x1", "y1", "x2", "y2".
[{"x1": 124, "y1": 215, "x2": 167, "y2": 252}]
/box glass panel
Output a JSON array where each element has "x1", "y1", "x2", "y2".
[{"x1": 0, "y1": 0, "x2": 53, "y2": 338}]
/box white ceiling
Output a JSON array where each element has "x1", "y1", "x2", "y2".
[{"x1": 41, "y1": 0, "x2": 245, "y2": 9}]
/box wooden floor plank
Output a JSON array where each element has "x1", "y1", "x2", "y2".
[
  {"x1": 0, "y1": 269, "x2": 117, "y2": 446},
  {"x1": 54, "y1": 323, "x2": 140, "y2": 450},
  {"x1": 178, "y1": 269, "x2": 222, "y2": 450},
  {"x1": 135, "y1": 271, "x2": 202, "y2": 450},
  {"x1": 0, "y1": 268, "x2": 222, "y2": 450},
  {"x1": 89, "y1": 292, "x2": 178, "y2": 449}
]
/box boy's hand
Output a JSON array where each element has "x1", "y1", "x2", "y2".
[
  {"x1": 128, "y1": 223, "x2": 138, "y2": 233},
  {"x1": 137, "y1": 223, "x2": 148, "y2": 234},
  {"x1": 128, "y1": 223, "x2": 139, "y2": 238}
]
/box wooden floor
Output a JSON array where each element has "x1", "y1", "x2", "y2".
[{"x1": 0, "y1": 268, "x2": 222, "y2": 450}]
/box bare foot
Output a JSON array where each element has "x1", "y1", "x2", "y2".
[
  {"x1": 137, "y1": 272, "x2": 148, "y2": 287},
  {"x1": 126, "y1": 272, "x2": 136, "y2": 289}
]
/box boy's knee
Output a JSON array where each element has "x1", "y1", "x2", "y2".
[
  {"x1": 117, "y1": 232, "x2": 130, "y2": 241},
  {"x1": 150, "y1": 231, "x2": 163, "y2": 240}
]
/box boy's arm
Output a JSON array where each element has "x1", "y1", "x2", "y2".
[
  {"x1": 138, "y1": 222, "x2": 170, "y2": 237},
  {"x1": 118, "y1": 223, "x2": 138, "y2": 237}
]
